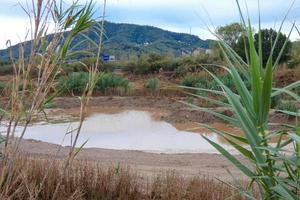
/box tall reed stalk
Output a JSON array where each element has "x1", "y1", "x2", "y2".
[
  {"x1": 0, "y1": 0, "x2": 106, "y2": 199},
  {"x1": 51, "y1": 1, "x2": 107, "y2": 199},
  {"x1": 182, "y1": 1, "x2": 300, "y2": 199}
]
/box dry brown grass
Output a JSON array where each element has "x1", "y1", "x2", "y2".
[{"x1": 0, "y1": 157, "x2": 246, "y2": 200}]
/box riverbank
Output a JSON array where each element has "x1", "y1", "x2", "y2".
[{"x1": 16, "y1": 139, "x2": 248, "y2": 181}]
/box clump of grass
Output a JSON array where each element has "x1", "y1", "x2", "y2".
[
  {"x1": 0, "y1": 157, "x2": 243, "y2": 200},
  {"x1": 145, "y1": 78, "x2": 160, "y2": 92},
  {"x1": 59, "y1": 72, "x2": 131, "y2": 95},
  {"x1": 59, "y1": 72, "x2": 89, "y2": 93},
  {"x1": 181, "y1": 74, "x2": 208, "y2": 88},
  {"x1": 96, "y1": 73, "x2": 131, "y2": 95},
  {"x1": 0, "y1": 60, "x2": 13, "y2": 75}
]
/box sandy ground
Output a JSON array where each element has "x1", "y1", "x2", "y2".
[{"x1": 18, "y1": 139, "x2": 248, "y2": 181}]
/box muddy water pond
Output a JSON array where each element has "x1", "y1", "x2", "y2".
[{"x1": 7, "y1": 111, "x2": 235, "y2": 154}]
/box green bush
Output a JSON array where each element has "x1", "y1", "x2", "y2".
[
  {"x1": 121, "y1": 52, "x2": 222, "y2": 76},
  {"x1": 175, "y1": 57, "x2": 197, "y2": 77},
  {"x1": 0, "y1": 62, "x2": 13, "y2": 75},
  {"x1": 96, "y1": 73, "x2": 130, "y2": 94},
  {"x1": 61, "y1": 58, "x2": 117, "y2": 75},
  {"x1": 181, "y1": 74, "x2": 208, "y2": 88},
  {"x1": 60, "y1": 72, "x2": 131, "y2": 94},
  {"x1": 61, "y1": 62, "x2": 88, "y2": 74},
  {"x1": 145, "y1": 78, "x2": 160, "y2": 92},
  {"x1": 59, "y1": 72, "x2": 89, "y2": 93}
]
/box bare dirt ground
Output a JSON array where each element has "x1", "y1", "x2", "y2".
[
  {"x1": 46, "y1": 96, "x2": 292, "y2": 125},
  {"x1": 18, "y1": 139, "x2": 248, "y2": 181}
]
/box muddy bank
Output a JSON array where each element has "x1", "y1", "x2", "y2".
[
  {"x1": 0, "y1": 95, "x2": 293, "y2": 127},
  {"x1": 15, "y1": 139, "x2": 248, "y2": 181},
  {"x1": 47, "y1": 96, "x2": 293, "y2": 127}
]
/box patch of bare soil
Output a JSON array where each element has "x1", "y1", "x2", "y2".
[
  {"x1": 45, "y1": 96, "x2": 293, "y2": 127},
  {"x1": 15, "y1": 139, "x2": 248, "y2": 181}
]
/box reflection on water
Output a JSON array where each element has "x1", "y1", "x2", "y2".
[{"x1": 3, "y1": 111, "x2": 236, "y2": 154}]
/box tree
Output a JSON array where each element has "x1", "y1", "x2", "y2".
[
  {"x1": 216, "y1": 23, "x2": 245, "y2": 47},
  {"x1": 234, "y1": 29, "x2": 292, "y2": 66}
]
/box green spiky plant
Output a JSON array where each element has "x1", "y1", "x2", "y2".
[{"x1": 182, "y1": 1, "x2": 300, "y2": 199}]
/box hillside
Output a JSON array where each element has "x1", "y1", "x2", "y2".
[{"x1": 0, "y1": 21, "x2": 211, "y2": 61}]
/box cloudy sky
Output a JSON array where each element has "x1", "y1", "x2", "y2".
[{"x1": 0, "y1": 0, "x2": 300, "y2": 49}]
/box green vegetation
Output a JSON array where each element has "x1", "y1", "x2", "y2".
[
  {"x1": 235, "y1": 28, "x2": 292, "y2": 66},
  {"x1": 145, "y1": 78, "x2": 160, "y2": 91},
  {"x1": 0, "y1": 60, "x2": 13, "y2": 75},
  {"x1": 288, "y1": 40, "x2": 300, "y2": 69},
  {"x1": 216, "y1": 23, "x2": 245, "y2": 47},
  {"x1": 96, "y1": 73, "x2": 131, "y2": 94},
  {"x1": 0, "y1": 21, "x2": 211, "y2": 61},
  {"x1": 185, "y1": 2, "x2": 300, "y2": 199},
  {"x1": 217, "y1": 23, "x2": 292, "y2": 66},
  {"x1": 121, "y1": 52, "x2": 222, "y2": 76},
  {"x1": 181, "y1": 73, "x2": 249, "y2": 93},
  {"x1": 60, "y1": 72, "x2": 130, "y2": 94},
  {"x1": 0, "y1": 81, "x2": 7, "y2": 93},
  {"x1": 181, "y1": 74, "x2": 208, "y2": 88}
]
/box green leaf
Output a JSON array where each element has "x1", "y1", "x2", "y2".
[
  {"x1": 183, "y1": 92, "x2": 231, "y2": 107},
  {"x1": 199, "y1": 123, "x2": 249, "y2": 144},
  {"x1": 73, "y1": 139, "x2": 89, "y2": 158},
  {"x1": 272, "y1": 81, "x2": 300, "y2": 97},
  {"x1": 260, "y1": 54, "x2": 273, "y2": 124},
  {"x1": 272, "y1": 182, "x2": 300, "y2": 200},
  {"x1": 202, "y1": 136, "x2": 255, "y2": 178},
  {"x1": 180, "y1": 101, "x2": 239, "y2": 125}
]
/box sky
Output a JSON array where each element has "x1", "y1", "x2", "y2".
[{"x1": 0, "y1": 0, "x2": 300, "y2": 49}]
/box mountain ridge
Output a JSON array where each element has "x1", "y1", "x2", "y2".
[{"x1": 0, "y1": 21, "x2": 211, "y2": 61}]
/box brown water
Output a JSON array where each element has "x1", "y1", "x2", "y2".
[{"x1": 2, "y1": 111, "x2": 237, "y2": 154}]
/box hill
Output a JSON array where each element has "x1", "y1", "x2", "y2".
[{"x1": 0, "y1": 21, "x2": 211, "y2": 61}]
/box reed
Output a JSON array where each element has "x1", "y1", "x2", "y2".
[
  {"x1": 182, "y1": 0, "x2": 300, "y2": 199},
  {"x1": 0, "y1": 0, "x2": 103, "y2": 198}
]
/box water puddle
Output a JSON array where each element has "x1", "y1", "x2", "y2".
[{"x1": 2, "y1": 111, "x2": 236, "y2": 154}]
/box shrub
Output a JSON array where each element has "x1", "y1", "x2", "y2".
[
  {"x1": 61, "y1": 62, "x2": 87, "y2": 74},
  {"x1": 145, "y1": 78, "x2": 160, "y2": 92},
  {"x1": 175, "y1": 57, "x2": 197, "y2": 77},
  {"x1": 60, "y1": 72, "x2": 131, "y2": 95},
  {"x1": 96, "y1": 73, "x2": 130, "y2": 94},
  {"x1": 60, "y1": 72, "x2": 89, "y2": 93},
  {"x1": 122, "y1": 59, "x2": 139, "y2": 73},
  {"x1": 0, "y1": 62, "x2": 13, "y2": 75},
  {"x1": 181, "y1": 74, "x2": 208, "y2": 88}
]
